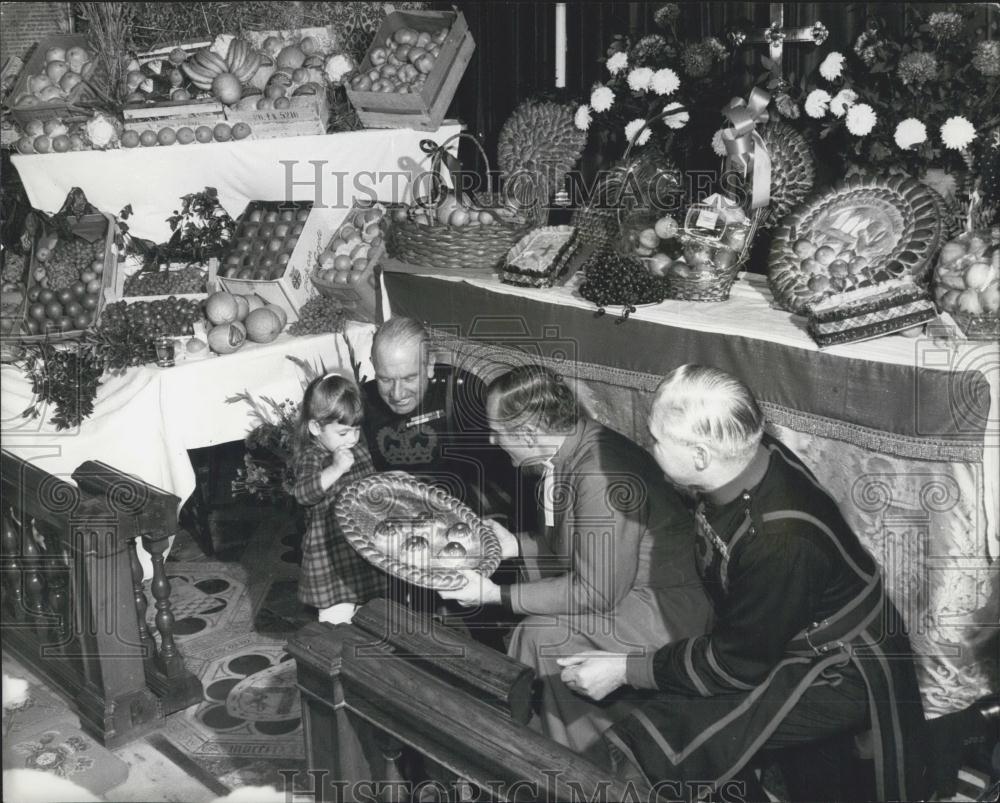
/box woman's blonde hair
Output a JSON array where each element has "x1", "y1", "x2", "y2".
[
  {"x1": 486, "y1": 365, "x2": 579, "y2": 433},
  {"x1": 650, "y1": 365, "x2": 764, "y2": 459}
]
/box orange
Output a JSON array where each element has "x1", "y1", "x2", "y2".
[
  {"x1": 157, "y1": 127, "x2": 177, "y2": 146},
  {"x1": 212, "y1": 123, "x2": 232, "y2": 142},
  {"x1": 139, "y1": 130, "x2": 158, "y2": 147},
  {"x1": 195, "y1": 125, "x2": 214, "y2": 143}
]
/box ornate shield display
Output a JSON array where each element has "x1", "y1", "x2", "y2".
[
  {"x1": 335, "y1": 472, "x2": 502, "y2": 590},
  {"x1": 768, "y1": 173, "x2": 943, "y2": 314}
]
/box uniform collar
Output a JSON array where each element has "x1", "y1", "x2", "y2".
[{"x1": 702, "y1": 443, "x2": 770, "y2": 508}]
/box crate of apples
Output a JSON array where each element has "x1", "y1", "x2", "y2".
[
  {"x1": 219, "y1": 202, "x2": 311, "y2": 281},
  {"x1": 314, "y1": 204, "x2": 387, "y2": 287},
  {"x1": 932, "y1": 229, "x2": 1000, "y2": 339}
]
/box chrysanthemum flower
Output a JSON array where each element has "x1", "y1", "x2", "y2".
[
  {"x1": 927, "y1": 11, "x2": 963, "y2": 42},
  {"x1": 650, "y1": 67, "x2": 680, "y2": 96},
  {"x1": 590, "y1": 85, "x2": 615, "y2": 113},
  {"x1": 574, "y1": 105, "x2": 592, "y2": 131},
  {"x1": 661, "y1": 102, "x2": 688, "y2": 129},
  {"x1": 819, "y1": 51, "x2": 845, "y2": 81},
  {"x1": 894, "y1": 118, "x2": 927, "y2": 149},
  {"x1": 941, "y1": 116, "x2": 977, "y2": 150},
  {"x1": 830, "y1": 88, "x2": 858, "y2": 118},
  {"x1": 624, "y1": 118, "x2": 651, "y2": 146},
  {"x1": 804, "y1": 89, "x2": 831, "y2": 119},
  {"x1": 972, "y1": 41, "x2": 1000, "y2": 77},
  {"x1": 897, "y1": 52, "x2": 938, "y2": 86},
  {"x1": 845, "y1": 103, "x2": 877, "y2": 136},
  {"x1": 627, "y1": 67, "x2": 654, "y2": 93},
  {"x1": 607, "y1": 52, "x2": 628, "y2": 76}
]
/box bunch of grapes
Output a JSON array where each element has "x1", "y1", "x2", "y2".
[
  {"x1": 579, "y1": 251, "x2": 667, "y2": 320},
  {"x1": 47, "y1": 237, "x2": 103, "y2": 290},
  {"x1": 288, "y1": 295, "x2": 346, "y2": 336},
  {"x1": 2, "y1": 252, "x2": 26, "y2": 284},
  {"x1": 123, "y1": 266, "x2": 207, "y2": 296}
]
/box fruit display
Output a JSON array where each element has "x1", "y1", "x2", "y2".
[
  {"x1": 932, "y1": 228, "x2": 1000, "y2": 339},
  {"x1": 12, "y1": 111, "x2": 123, "y2": 154},
  {"x1": 314, "y1": 204, "x2": 387, "y2": 288},
  {"x1": 578, "y1": 250, "x2": 667, "y2": 319},
  {"x1": 287, "y1": 295, "x2": 345, "y2": 336},
  {"x1": 769, "y1": 174, "x2": 944, "y2": 314},
  {"x1": 618, "y1": 213, "x2": 683, "y2": 274},
  {"x1": 100, "y1": 297, "x2": 206, "y2": 338},
  {"x1": 32, "y1": 231, "x2": 104, "y2": 290},
  {"x1": 203, "y1": 290, "x2": 288, "y2": 352},
  {"x1": 349, "y1": 25, "x2": 451, "y2": 94},
  {"x1": 122, "y1": 266, "x2": 208, "y2": 297},
  {"x1": 10, "y1": 42, "x2": 95, "y2": 111},
  {"x1": 397, "y1": 190, "x2": 507, "y2": 229},
  {"x1": 21, "y1": 282, "x2": 102, "y2": 335},
  {"x1": 180, "y1": 40, "x2": 262, "y2": 102},
  {"x1": 219, "y1": 202, "x2": 311, "y2": 281}
]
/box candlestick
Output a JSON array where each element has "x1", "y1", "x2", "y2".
[{"x1": 555, "y1": 3, "x2": 567, "y2": 88}]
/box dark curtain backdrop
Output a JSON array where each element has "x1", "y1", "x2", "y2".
[{"x1": 440, "y1": 2, "x2": 995, "y2": 173}]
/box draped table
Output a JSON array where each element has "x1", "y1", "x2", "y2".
[
  {"x1": 384, "y1": 264, "x2": 1000, "y2": 717},
  {"x1": 1, "y1": 323, "x2": 376, "y2": 574},
  {"x1": 10, "y1": 125, "x2": 462, "y2": 242}
]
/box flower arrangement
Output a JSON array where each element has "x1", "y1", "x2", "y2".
[{"x1": 792, "y1": 6, "x2": 1000, "y2": 180}]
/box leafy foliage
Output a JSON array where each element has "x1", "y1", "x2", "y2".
[{"x1": 164, "y1": 187, "x2": 235, "y2": 261}]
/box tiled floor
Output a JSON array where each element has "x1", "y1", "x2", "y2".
[{"x1": 3, "y1": 504, "x2": 313, "y2": 802}]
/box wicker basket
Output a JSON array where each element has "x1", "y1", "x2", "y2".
[{"x1": 386, "y1": 132, "x2": 536, "y2": 271}]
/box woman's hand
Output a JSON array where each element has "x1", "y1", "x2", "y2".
[
  {"x1": 487, "y1": 518, "x2": 520, "y2": 560},
  {"x1": 438, "y1": 569, "x2": 501, "y2": 607},
  {"x1": 557, "y1": 651, "x2": 629, "y2": 701}
]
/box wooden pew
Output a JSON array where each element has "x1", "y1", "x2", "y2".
[
  {"x1": 288, "y1": 598, "x2": 645, "y2": 803},
  {"x1": 1, "y1": 451, "x2": 203, "y2": 747}
]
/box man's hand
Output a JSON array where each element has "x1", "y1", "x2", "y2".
[
  {"x1": 438, "y1": 569, "x2": 501, "y2": 607},
  {"x1": 487, "y1": 518, "x2": 520, "y2": 560},
  {"x1": 557, "y1": 652, "x2": 629, "y2": 701}
]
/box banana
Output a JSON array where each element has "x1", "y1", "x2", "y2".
[
  {"x1": 227, "y1": 39, "x2": 248, "y2": 74},
  {"x1": 237, "y1": 51, "x2": 262, "y2": 84},
  {"x1": 195, "y1": 49, "x2": 230, "y2": 76},
  {"x1": 181, "y1": 61, "x2": 214, "y2": 90}
]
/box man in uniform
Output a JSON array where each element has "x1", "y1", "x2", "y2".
[
  {"x1": 361, "y1": 316, "x2": 523, "y2": 645},
  {"x1": 557, "y1": 364, "x2": 928, "y2": 802}
]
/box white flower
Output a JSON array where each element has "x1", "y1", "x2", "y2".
[
  {"x1": 624, "y1": 118, "x2": 651, "y2": 146},
  {"x1": 607, "y1": 52, "x2": 628, "y2": 75},
  {"x1": 324, "y1": 53, "x2": 355, "y2": 84},
  {"x1": 574, "y1": 104, "x2": 592, "y2": 131},
  {"x1": 804, "y1": 89, "x2": 831, "y2": 119},
  {"x1": 845, "y1": 103, "x2": 877, "y2": 136},
  {"x1": 819, "y1": 51, "x2": 846, "y2": 81},
  {"x1": 590, "y1": 85, "x2": 615, "y2": 112},
  {"x1": 829, "y1": 88, "x2": 858, "y2": 118},
  {"x1": 650, "y1": 67, "x2": 680, "y2": 96},
  {"x1": 661, "y1": 101, "x2": 689, "y2": 129},
  {"x1": 627, "y1": 67, "x2": 654, "y2": 93},
  {"x1": 86, "y1": 113, "x2": 118, "y2": 148},
  {"x1": 894, "y1": 118, "x2": 927, "y2": 149},
  {"x1": 711, "y1": 128, "x2": 727, "y2": 157},
  {"x1": 940, "y1": 116, "x2": 977, "y2": 150}
]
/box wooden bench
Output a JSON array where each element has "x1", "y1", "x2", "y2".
[
  {"x1": 1, "y1": 451, "x2": 203, "y2": 747},
  {"x1": 288, "y1": 598, "x2": 643, "y2": 802}
]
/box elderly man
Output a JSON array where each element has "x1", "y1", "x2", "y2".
[
  {"x1": 558, "y1": 365, "x2": 928, "y2": 802},
  {"x1": 361, "y1": 316, "x2": 516, "y2": 520},
  {"x1": 440, "y1": 365, "x2": 710, "y2": 754}
]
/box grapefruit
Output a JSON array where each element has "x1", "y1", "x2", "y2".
[
  {"x1": 244, "y1": 307, "x2": 283, "y2": 343},
  {"x1": 275, "y1": 45, "x2": 306, "y2": 70},
  {"x1": 205, "y1": 291, "x2": 239, "y2": 325},
  {"x1": 266, "y1": 304, "x2": 288, "y2": 328},
  {"x1": 176, "y1": 126, "x2": 195, "y2": 144},
  {"x1": 121, "y1": 130, "x2": 140, "y2": 148},
  {"x1": 232, "y1": 121, "x2": 251, "y2": 140},
  {"x1": 234, "y1": 294, "x2": 250, "y2": 321},
  {"x1": 139, "y1": 130, "x2": 158, "y2": 147},
  {"x1": 207, "y1": 322, "x2": 246, "y2": 354},
  {"x1": 157, "y1": 127, "x2": 177, "y2": 146},
  {"x1": 212, "y1": 73, "x2": 242, "y2": 105},
  {"x1": 213, "y1": 123, "x2": 232, "y2": 142},
  {"x1": 195, "y1": 125, "x2": 214, "y2": 143}
]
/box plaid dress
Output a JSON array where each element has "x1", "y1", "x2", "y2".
[{"x1": 292, "y1": 438, "x2": 387, "y2": 609}]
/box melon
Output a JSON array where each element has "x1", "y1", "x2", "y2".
[
  {"x1": 275, "y1": 45, "x2": 306, "y2": 70},
  {"x1": 212, "y1": 73, "x2": 242, "y2": 105},
  {"x1": 205, "y1": 291, "x2": 239, "y2": 325},
  {"x1": 245, "y1": 294, "x2": 267, "y2": 313},
  {"x1": 207, "y1": 322, "x2": 246, "y2": 354},
  {"x1": 245, "y1": 307, "x2": 283, "y2": 343}
]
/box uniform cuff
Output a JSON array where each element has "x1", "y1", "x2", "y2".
[
  {"x1": 499, "y1": 584, "x2": 513, "y2": 612},
  {"x1": 626, "y1": 651, "x2": 658, "y2": 690}
]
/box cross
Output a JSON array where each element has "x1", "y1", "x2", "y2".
[{"x1": 747, "y1": 3, "x2": 827, "y2": 78}]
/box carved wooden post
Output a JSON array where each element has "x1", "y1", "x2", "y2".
[
  {"x1": 128, "y1": 536, "x2": 159, "y2": 670},
  {"x1": 1, "y1": 506, "x2": 26, "y2": 621},
  {"x1": 72, "y1": 460, "x2": 203, "y2": 715},
  {"x1": 20, "y1": 518, "x2": 49, "y2": 618},
  {"x1": 287, "y1": 623, "x2": 376, "y2": 803}
]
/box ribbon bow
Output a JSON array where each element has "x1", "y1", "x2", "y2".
[
  {"x1": 720, "y1": 87, "x2": 772, "y2": 210},
  {"x1": 416, "y1": 138, "x2": 468, "y2": 208}
]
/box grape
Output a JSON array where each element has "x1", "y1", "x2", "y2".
[
  {"x1": 123, "y1": 265, "x2": 206, "y2": 296},
  {"x1": 288, "y1": 295, "x2": 345, "y2": 336},
  {"x1": 579, "y1": 251, "x2": 667, "y2": 321}
]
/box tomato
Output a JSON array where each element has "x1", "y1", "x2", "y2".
[
  {"x1": 71, "y1": 281, "x2": 87, "y2": 297},
  {"x1": 28, "y1": 302, "x2": 47, "y2": 321},
  {"x1": 38, "y1": 288, "x2": 55, "y2": 304},
  {"x1": 28, "y1": 286, "x2": 41, "y2": 302},
  {"x1": 73, "y1": 312, "x2": 92, "y2": 329},
  {"x1": 57, "y1": 316, "x2": 74, "y2": 332},
  {"x1": 45, "y1": 301, "x2": 64, "y2": 320},
  {"x1": 81, "y1": 295, "x2": 98, "y2": 311}
]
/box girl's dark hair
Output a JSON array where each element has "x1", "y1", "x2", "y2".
[
  {"x1": 486, "y1": 365, "x2": 579, "y2": 433},
  {"x1": 295, "y1": 374, "x2": 364, "y2": 455}
]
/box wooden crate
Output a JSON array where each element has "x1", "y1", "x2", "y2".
[
  {"x1": 9, "y1": 34, "x2": 102, "y2": 128},
  {"x1": 346, "y1": 9, "x2": 475, "y2": 132},
  {"x1": 108, "y1": 257, "x2": 218, "y2": 303},
  {"x1": 12, "y1": 212, "x2": 118, "y2": 343},
  {"x1": 123, "y1": 99, "x2": 227, "y2": 135},
  {"x1": 224, "y1": 92, "x2": 328, "y2": 140}
]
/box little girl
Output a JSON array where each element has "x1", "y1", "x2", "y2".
[{"x1": 292, "y1": 373, "x2": 384, "y2": 624}]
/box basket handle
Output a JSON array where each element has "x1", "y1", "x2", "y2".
[
  {"x1": 418, "y1": 132, "x2": 494, "y2": 211},
  {"x1": 613, "y1": 105, "x2": 688, "y2": 227}
]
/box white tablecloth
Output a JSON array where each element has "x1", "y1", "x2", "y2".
[
  {"x1": 10, "y1": 125, "x2": 462, "y2": 242},
  {"x1": 1, "y1": 322, "x2": 375, "y2": 508}
]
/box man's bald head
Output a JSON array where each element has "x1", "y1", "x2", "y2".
[{"x1": 371, "y1": 317, "x2": 434, "y2": 415}]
